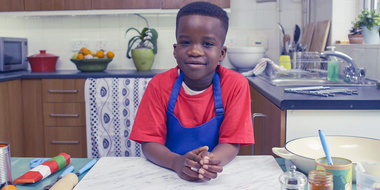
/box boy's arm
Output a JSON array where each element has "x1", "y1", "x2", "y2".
[
  {"x1": 211, "y1": 143, "x2": 240, "y2": 166},
  {"x1": 141, "y1": 142, "x2": 208, "y2": 181}
]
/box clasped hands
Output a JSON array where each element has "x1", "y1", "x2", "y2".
[{"x1": 173, "y1": 146, "x2": 223, "y2": 181}]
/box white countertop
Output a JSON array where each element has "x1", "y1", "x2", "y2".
[{"x1": 73, "y1": 155, "x2": 283, "y2": 190}]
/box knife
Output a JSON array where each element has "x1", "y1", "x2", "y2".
[
  {"x1": 43, "y1": 165, "x2": 75, "y2": 189},
  {"x1": 75, "y1": 159, "x2": 97, "y2": 176}
]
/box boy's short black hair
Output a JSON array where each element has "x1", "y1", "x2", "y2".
[{"x1": 176, "y1": 1, "x2": 229, "y2": 36}]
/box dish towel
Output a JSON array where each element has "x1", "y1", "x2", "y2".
[
  {"x1": 85, "y1": 78, "x2": 151, "y2": 158},
  {"x1": 241, "y1": 58, "x2": 287, "y2": 77}
]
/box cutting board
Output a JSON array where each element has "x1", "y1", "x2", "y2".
[
  {"x1": 301, "y1": 23, "x2": 315, "y2": 51},
  {"x1": 309, "y1": 20, "x2": 331, "y2": 52},
  {"x1": 73, "y1": 156, "x2": 283, "y2": 190}
]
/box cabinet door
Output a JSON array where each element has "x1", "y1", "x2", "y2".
[
  {"x1": 0, "y1": 0, "x2": 24, "y2": 11},
  {"x1": 25, "y1": 0, "x2": 91, "y2": 11},
  {"x1": 22, "y1": 79, "x2": 45, "y2": 157},
  {"x1": 43, "y1": 103, "x2": 86, "y2": 126},
  {"x1": 92, "y1": 0, "x2": 160, "y2": 9},
  {"x1": 250, "y1": 86, "x2": 286, "y2": 156},
  {"x1": 0, "y1": 80, "x2": 25, "y2": 157},
  {"x1": 44, "y1": 126, "x2": 87, "y2": 158},
  {"x1": 42, "y1": 79, "x2": 85, "y2": 103},
  {"x1": 161, "y1": 0, "x2": 230, "y2": 9}
]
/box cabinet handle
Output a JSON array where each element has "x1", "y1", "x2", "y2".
[
  {"x1": 48, "y1": 90, "x2": 78, "y2": 93},
  {"x1": 50, "y1": 114, "x2": 79, "y2": 117},
  {"x1": 51, "y1": 141, "x2": 80, "y2": 144},
  {"x1": 252, "y1": 113, "x2": 266, "y2": 128}
]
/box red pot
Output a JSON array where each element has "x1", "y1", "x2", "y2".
[{"x1": 27, "y1": 50, "x2": 59, "y2": 72}]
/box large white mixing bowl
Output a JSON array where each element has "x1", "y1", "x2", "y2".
[
  {"x1": 272, "y1": 136, "x2": 380, "y2": 182},
  {"x1": 227, "y1": 47, "x2": 266, "y2": 71}
]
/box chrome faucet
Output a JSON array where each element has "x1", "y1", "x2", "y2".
[{"x1": 320, "y1": 50, "x2": 366, "y2": 83}]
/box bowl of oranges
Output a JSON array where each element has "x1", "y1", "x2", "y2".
[{"x1": 70, "y1": 48, "x2": 115, "y2": 72}]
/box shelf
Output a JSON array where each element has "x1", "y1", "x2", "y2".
[{"x1": 0, "y1": 8, "x2": 231, "y2": 17}]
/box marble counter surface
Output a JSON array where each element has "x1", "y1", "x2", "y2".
[{"x1": 74, "y1": 156, "x2": 283, "y2": 190}]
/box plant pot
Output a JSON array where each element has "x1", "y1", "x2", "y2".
[
  {"x1": 362, "y1": 25, "x2": 380, "y2": 44},
  {"x1": 132, "y1": 48, "x2": 155, "y2": 71},
  {"x1": 348, "y1": 34, "x2": 364, "y2": 44}
]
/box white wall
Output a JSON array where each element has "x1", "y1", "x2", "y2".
[{"x1": 0, "y1": 0, "x2": 303, "y2": 71}]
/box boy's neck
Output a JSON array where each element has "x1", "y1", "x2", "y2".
[{"x1": 183, "y1": 71, "x2": 215, "y2": 91}]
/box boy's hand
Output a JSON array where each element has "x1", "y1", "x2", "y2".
[
  {"x1": 172, "y1": 146, "x2": 209, "y2": 181},
  {"x1": 198, "y1": 151, "x2": 223, "y2": 181}
]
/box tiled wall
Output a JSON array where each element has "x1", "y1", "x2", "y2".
[{"x1": 0, "y1": 0, "x2": 303, "y2": 71}]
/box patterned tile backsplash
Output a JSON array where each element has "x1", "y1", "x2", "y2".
[{"x1": 0, "y1": 0, "x2": 303, "y2": 71}]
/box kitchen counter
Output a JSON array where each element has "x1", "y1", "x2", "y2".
[{"x1": 247, "y1": 76, "x2": 380, "y2": 110}]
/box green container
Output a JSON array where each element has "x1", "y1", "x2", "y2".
[
  {"x1": 70, "y1": 58, "x2": 113, "y2": 72},
  {"x1": 132, "y1": 49, "x2": 155, "y2": 71}
]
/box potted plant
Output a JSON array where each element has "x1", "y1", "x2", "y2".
[
  {"x1": 348, "y1": 26, "x2": 364, "y2": 44},
  {"x1": 352, "y1": 9, "x2": 380, "y2": 44},
  {"x1": 125, "y1": 19, "x2": 158, "y2": 71}
]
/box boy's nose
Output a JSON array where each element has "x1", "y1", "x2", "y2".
[{"x1": 187, "y1": 46, "x2": 205, "y2": 57}]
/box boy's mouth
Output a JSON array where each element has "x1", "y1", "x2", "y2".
[{"x1": 185, "y1": 61, "x2": 206, "y2": 65}]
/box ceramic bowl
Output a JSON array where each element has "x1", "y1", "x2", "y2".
[
  {"x1": 70, "y1": 58, "x2": 112, "y2": 72},
  {"x1": 227, "y1": 47, "x2": 266, "y2": 71},
  {"x1": 272, "y1": 136, "x2": 380, "y2": 182}
]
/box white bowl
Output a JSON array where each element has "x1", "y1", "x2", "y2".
[
  {"x1": 227, "y1": 47, "x2": 266, "y2": 71},
  {"x1": 272, "y1": 136, "x2": 380, "y2": 182}
]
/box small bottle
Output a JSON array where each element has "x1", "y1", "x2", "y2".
[
  {"x1": 279, "y1": 165, "x2": 307, "y2": 190},
  {"x1": 326, "y1": 46, "x2": 339, "y2": 81},
  {"x1": 308, "y1": 170, "x2": 333, "y2": 190}
]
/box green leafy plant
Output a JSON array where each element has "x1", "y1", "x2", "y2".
[
  {"x1": 349, "y1": 26, "x2": 362, "y2": 35},
  {"x1": 125, "y1": 27, "x2": 158, "y2": 59},
  {"x1": 352, "y1": 9, "x2": 380, "y2": 31}
]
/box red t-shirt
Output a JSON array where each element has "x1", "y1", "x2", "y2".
[{"x1": 129, "y1": 65, "x2": 254, "y2": 146}]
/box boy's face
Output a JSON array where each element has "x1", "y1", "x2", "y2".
[{"x1": 173, "y1": 15, "x2": 227, "y2": 82}]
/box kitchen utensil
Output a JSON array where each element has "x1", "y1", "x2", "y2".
[
  {"x1": 70, "y1": 58, "x2": 112, "y2": 72},
  {"x1": 49, "y1": 173, "x2": 78, "y2": 190},
  {"x1": 278, "y1": 23, "x2": 286, "y2": 55},
  {"x1": 0, "y1": 142, "x2": 15, "y2": 189},
  {"x1": 272, "y1": 136, "x2": 380, "y2": 182},
  {"x1": 27, "y1": 50, "x2": 59, "y2": 72},
  {"x1": 356, "y1": 162, "x2": 380, "y2": 190},
  {"x1": 294, "y1": 24, "x2": 301, "y2": 44},
  {"x1": 309, "y1": 20, "x2": 331, "y2": 52},
  {"x1": 279, "y1": 165, "x2": 307, "y2": 190},
  {"x1": 315, "y1": 157, "x2": 353, "y2": 190},
  {"x1": 75, "y1": 159, "x2": 97, "y2": 176},
  {"x1": 227, "y1": 47, "x2": 266, "y2": 71},
  {"x1": 43, "y1": 166, "x2": 75, "y2": 189},
  {"x1": 279, "y1": 55, "x2": 291, "y2": 70},
  {"x1": 301, "y1": 23, "x2": 315, "y2": 52},
  {"x1": 318, "y1": 130, "x2": 333, "y2": 165}
]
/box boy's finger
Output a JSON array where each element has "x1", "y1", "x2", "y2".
[
  {"x1": 202, "y1": 158, "x2": 221, "y2": 165},
  {"x1": 182, "y1": 166, "x2": 201, "y2": 179},
  {"x1": 192, "y1": 146, "x2": 209, "y2": 155},
  {"x1": 199, "y1": 168, "x2": 218, "y2": 179},
  {"x1": 203, "y1": 164, "x2": 223, "y2": 173},
  {"x1": 184, "y1": 158, "x2": 202, "y2": 170}
]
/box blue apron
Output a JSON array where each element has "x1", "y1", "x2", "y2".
[{"x1": 165, "y1": 71, "x2": 224, "y2": 155}]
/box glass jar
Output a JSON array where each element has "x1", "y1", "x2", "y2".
[
  {"x1": 279, "y1": 165, "x2": 308, "y2": 190},
  {"x1": 308, "y1": 170, "x2": 333, "y2": 190}
]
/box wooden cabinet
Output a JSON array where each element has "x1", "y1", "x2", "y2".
[
  {"x1": 42, "y1": 79, "x2": 87, "y2": 158},
  {"x1": 92, "y1": 0, "x2": 160, "y2": 9},
  {"x1": 0, "y1": 0, "x2": 24, "y2": 11},
  {"x1": 239, "y1": 86, "x2": 286, "y2": 156},
  {"x1": 161, "y1": 0, "x2": 230, "y2": 9},
  {"x1": 0, "y1": 80, "x2": 25, "y2": 157},
  {"x1": 22, "y1": 79, "x2": 87, "y2": 158},
  {"x1": 24, "y1": 0, "x2": 91, "y2": 11}
]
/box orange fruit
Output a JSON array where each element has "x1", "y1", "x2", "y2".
[
  {"x1": 95, "y1": 50, "x2": 105, "y2": 58},
  {"x1": 80, "y1": 47, "x2": 87, "y2": 52},
  {"x1": 77, "y1": 53, "x2": 84, "y2": 60},
  {"x1": 107, "y1": 51, "x2": 115, "y2": 59},
  {"x1": 83, "y1": 49, "x2": 92, "y2": 56}
]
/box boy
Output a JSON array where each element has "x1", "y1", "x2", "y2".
[{"x1": 130, "y1": 1, "x2": 254, "y2": 181}]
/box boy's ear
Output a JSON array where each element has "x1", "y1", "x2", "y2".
[
  {"x1": 173, "y1": 44, "x2": 177, "y2": 59},
  {"x1": 219, "y1": 46, "x2": 227, "y2": 62}
]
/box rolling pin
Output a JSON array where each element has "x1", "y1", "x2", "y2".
[{"x1": 49, "y1": 173, "x2": 78, "y2": 190}]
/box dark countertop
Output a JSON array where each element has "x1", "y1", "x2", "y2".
[
  {"x1": 247, "y1": 76, "x2": 380, "y2": 110},
  {"x1": 1, "y1": 69, "x2": 379, "y2": 110},
  {"x1": 0, "y1": 69, "x2": 167, "y2": 82}
]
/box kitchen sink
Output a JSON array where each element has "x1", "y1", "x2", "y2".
[{"x1": 257, "y1": 70, "x2": 378, "y2": 87}]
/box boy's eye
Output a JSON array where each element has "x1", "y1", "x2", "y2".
[
  {"x1": 179, "y1": 41, "x2": 190, "y2": 45},
  {"x1": 203, "y1": 42, "x2": 214, "y2": 47}
]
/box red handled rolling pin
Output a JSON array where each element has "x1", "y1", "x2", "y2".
[{"x1": 49, "y1": 173, "x2": 78, "y2": 190}]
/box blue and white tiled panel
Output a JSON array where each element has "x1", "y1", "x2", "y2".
[{"x1": 85, "y1": 78, "x2": 151, "y2": 158}]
